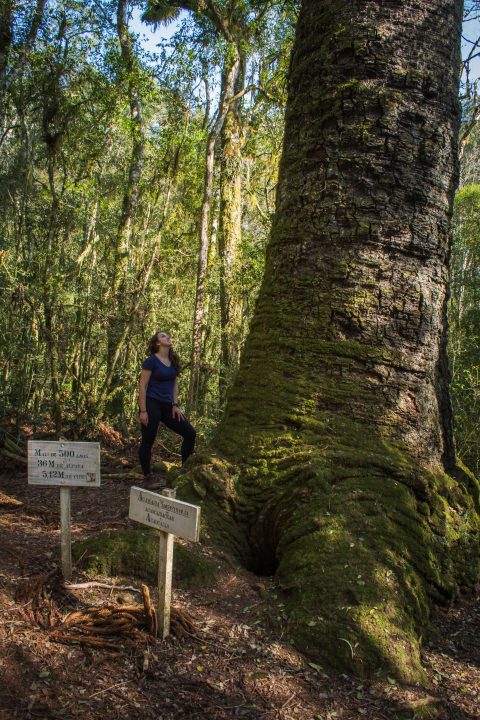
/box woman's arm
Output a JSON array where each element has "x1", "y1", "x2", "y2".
[
  {"x1": 172, "y1": 377, "x2": 184, "y2": 420},
  {"x1": 139, "y1": 369, "x2": 151, "y2": 425}
]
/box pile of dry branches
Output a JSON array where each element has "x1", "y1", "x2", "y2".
[{"x1": 15, "y1": 571, "x2": 196, "y2": 650}]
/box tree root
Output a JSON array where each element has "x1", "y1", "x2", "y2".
[
  {"x1": 169, "y1": 607, "x2": 196, "y2": 638},
  {"x1": 15, "y1": 570, "x2": 196, "y2": 647},
  {"x1": 15, "y1": 568, "x2": 72, "y2": 628}
]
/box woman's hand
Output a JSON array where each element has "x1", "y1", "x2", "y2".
[
  {"x1": 139, "y1": 410, "x2": 149, "y2": 426},
  {"x1": 172, "y1": 405, "x2": 184, "y2": 422}
]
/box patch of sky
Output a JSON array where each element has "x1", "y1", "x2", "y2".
[
  {"x1": 462, "y1": 3, "x2": 480, "y2": 91},
  {"x1": 130, "y1": 5, "x2": 183, "y2": 57},
  {"x1": 130, "y1": 6, "x2": 220, "y2": 116},
  {"x1": 130, "y1": 2, "x2": 480, "y2": 123},
  {"x1": 132, "y1": 3, "x2": 480, "y2": 88}
]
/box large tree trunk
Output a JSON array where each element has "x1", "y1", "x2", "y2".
[{"x1": 181, "y1": 0, "x2": 480, "y2": 681}]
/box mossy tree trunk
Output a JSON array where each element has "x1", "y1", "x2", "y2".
[{"x1": 182, "y1": 0, "x2": 480, "y2": 681}]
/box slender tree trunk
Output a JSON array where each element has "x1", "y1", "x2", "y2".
[
  {"x1": 72, "y1": 202, "x2": 98, "y2": 411},
  {"x1": 43, "y1": 157, "x2": 62, "y2": 434},
  {"x1": 25, "y1": 0, "x2": 47, "y2": 48},
  {"x1": 181, "y1": 0, "x2": 480, "y2": 681},
  {"x1": 106, "y1": 0, "x2": 145, "y2": 419},
  {"x1": 0, "y1": 0, "x2": 13, "y2": 119},
  {"x1": 218, "y1": 50, "x2": 245, "y2": 401},
  {"x1": 113, "y1": 0, "x2": 144, "y2": 283},
  {"x1": 40, "y1": 19, "x2": 67, "y2": 435},
  {"x1": 188, "y1": 50, "x2": 241, "y2": 413}
]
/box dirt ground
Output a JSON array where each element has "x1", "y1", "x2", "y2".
[{"x1": 0, "y1": 444, "x2": 479, "y2": 720}]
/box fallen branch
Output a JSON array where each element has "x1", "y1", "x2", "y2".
[
  {"x1": 6, "y1": 437, "x2": 25, "y2": 454},
  {"x1": 0, "y1": 600, "x2": 32, "y2": 615},
  {"x1": 88, "y1": 681, "x2": 128, "y2": 699},
  {"x1": 0, "y1": 431, "x2": 26, "y2": 456},
  {"x1": 64, "y1": 582, "x2": 141, "y2": 593},
  {"x1": 0, "y1": 492, "x2": 23, "y2": 508},
  {"x1": 101, "y1": 471, "x2": 144, "y2": 480},
  {"x1": 142, "y1": 584, "x2": 156, "y2": 636},
  {"x1": 0, "y1": 448, "x2": 27, "y2": 464}
]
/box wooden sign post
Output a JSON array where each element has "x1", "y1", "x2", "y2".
[
  {"x1": 27, "y1": 440, "x2": 101, "y2": 580},
  {"x1": 129, "y1": 486, "x2": 201, "y2": 639},
  {"x1": 60, "y1": 486, "x2": 72, "y2": 580}
]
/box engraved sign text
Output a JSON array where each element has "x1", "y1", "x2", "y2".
[
  {"x1": 129, "y1": 487, "x2": 200, "y2": 542},
  {"x1": 28, "y1": 441, "x2": 101, "y2": 487}
]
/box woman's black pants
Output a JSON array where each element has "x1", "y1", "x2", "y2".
[{"x1": 138, "y1": 398, "x2": 196, "y2": 475}]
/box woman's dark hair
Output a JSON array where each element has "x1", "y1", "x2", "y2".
[{"x1": 147, "y1": 332, "x2": 181, "y2": 372}]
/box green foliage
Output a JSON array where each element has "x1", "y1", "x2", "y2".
[
  {"x1": 449, "y1": 184, "x2": 480, "y2": 473},
  {"x1": 142, "y1": 2, "x2": 185, "y2": 29},
  {"x1": 0, "y1": 0, "x2": 290, "y2": 434}
]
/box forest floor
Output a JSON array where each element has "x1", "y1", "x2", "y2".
[{"x1": 0, "y1": 434, "x2": 479, "y2": 720}]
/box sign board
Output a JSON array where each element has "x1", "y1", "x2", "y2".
[
  {"x1": 28, "y1": 440, "x2": 101, "y2": 487},
  {"x1": 129, "y1": 486, "x2": 200, "y2": 542}
]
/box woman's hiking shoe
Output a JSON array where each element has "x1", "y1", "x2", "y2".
[{"x1": 142, "y1": 473, "x2": 166, "y2": 490}]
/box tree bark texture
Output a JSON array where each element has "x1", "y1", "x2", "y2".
[{"x1": 180, "y1": 0, "x2": 480, "y2": 681}]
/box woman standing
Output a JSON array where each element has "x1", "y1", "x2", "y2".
[{"x1": 138, "y1": 331, "x2": 196, "y2": 489}]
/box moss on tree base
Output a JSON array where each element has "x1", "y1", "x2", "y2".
[
  {"x1": 174, "y1": 427, "x2": 480, "y2": 683},
  {"x1": 72, "y1": 526, "x2": 218, "y2": 589}
]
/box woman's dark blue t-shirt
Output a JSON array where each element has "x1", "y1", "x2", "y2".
[{"x1": 142, "y1": 355, "x2": 177, "y2": 403}]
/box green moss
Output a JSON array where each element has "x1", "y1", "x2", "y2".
[
  {"x1": 336, "y1": 79, "x2": 359, "y2": 93},
  {"x1": 72, "y1": 527, "x2": 218, "y2": 588}
]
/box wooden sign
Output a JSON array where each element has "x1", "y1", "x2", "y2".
[
  {"x1": 28, "y1": 440, "x2": 101, "y2": 487},
  {"x1": 129, "y1": 487, "x2": 200, "y2": 542},
  {"x1": 129, "y1": 487, "x2": 201, "y2": 639},
  {"x1": 27, "y1": 439, "x2": 101, "y2": 581}
]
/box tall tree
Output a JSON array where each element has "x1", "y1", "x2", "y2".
[{"x1": 180, "y1": 0, "x2": 480, "y2": 680}]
